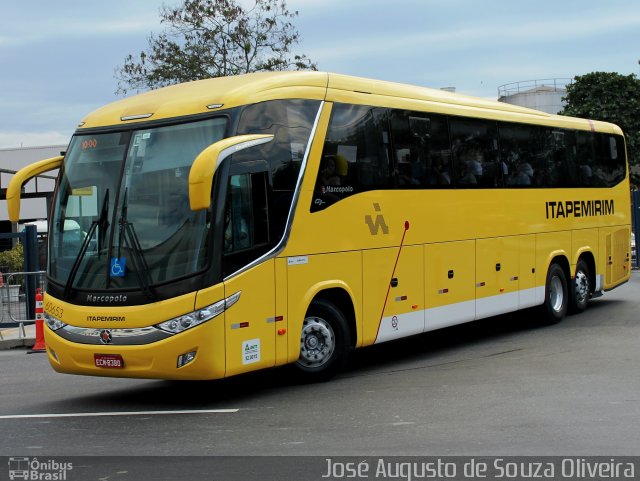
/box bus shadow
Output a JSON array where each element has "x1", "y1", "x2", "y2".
[
  {"x1": 53, "y1": 299, "x2": 624, "y2": 410},
  {"x1": 344, "y1": 297, "x2": 627, "y2": 377},
  {"x1": 344, "y1": 308, "x2": 544, "y2": 376},
  {"x1": 348, "y1": 297, "x2": 627, "y2": 372}
]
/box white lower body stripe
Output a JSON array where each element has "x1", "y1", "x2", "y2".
[
  {"x1": 374, "y1": 286, "x2": 550, "y2": 344},
  {"x1": 376, "y1": 310, "x2": 423, "y2": 343}
]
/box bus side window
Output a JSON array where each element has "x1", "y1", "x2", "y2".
[
  {"x1": 591, "y1": 133, "x2": 625, "y2": 187},
  {"x1": 575, "y1": 131, "x2": 599, "y2": 186},
  {"x1": 499, "y1": 123, "x2": 554, "y2": 187},
  {"x1": 312, "y1": 104, "x2": 392, "y2": 212},
  {"x1": 389, "y1": 111, "x2": 451, "y2": 188},
  {"x1": 451, "y1": 118, "x2": 501, "y2": 188}
]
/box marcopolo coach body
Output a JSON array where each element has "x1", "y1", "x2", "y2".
[{"x1": 7, "y1": 71, "x2": 632, "y2": 381}]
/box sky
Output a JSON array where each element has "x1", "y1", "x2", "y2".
[{"x1": 1, "y1": 0, "x2": 639, "y2": 149}]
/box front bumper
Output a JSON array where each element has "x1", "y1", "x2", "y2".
[{"x1": 44, "y1": 317, "x2": 226, "y2": 380}]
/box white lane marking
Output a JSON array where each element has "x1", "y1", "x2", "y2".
[{"x1": 0, "y1": 409, "x2": 238, "y2": 420}]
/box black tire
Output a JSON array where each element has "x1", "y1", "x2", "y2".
[
  {"x1": 294, "y1": 299, "x2": 351, "y2": 382},
  {"x1": 569, "y1": 259, "x2": 591, "y2": 314},
  {"x1": 541, "y1": 263, "x2": 568, "y2": 324}
]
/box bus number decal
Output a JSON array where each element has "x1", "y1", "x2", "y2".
[{"x1": 45, "y1": 302, "x2": 64, "y2": 319}]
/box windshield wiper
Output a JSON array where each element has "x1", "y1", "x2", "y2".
[
  {"x1": 64, "y1": 189, "x2": 109, "y2": 299},
  {"x1": 117, "y1": 188, "x2": 157, "y2": 300},
  {"x1": 97, "y1": 189, "x2": 110, "y2": 252}
]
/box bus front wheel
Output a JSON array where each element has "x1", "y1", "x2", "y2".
[
  {"x1": 294, "y1": 299, "x2": 350, "y2": 382},
  {"x1": 542, "y1": 263, "x2": 568, "y2": 324}
]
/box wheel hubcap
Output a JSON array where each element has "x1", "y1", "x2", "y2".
[
  {"x1": 298, "y1": 317, "x2": 335, "y2": 368},
  {"x1": 574, "y1": 270, "x2": 589, "y2": 304},
  {"x1": 549, "y1": 275, "x2": 564, "y2": 312}
]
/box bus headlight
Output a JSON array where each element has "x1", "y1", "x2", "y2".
[
  {"x1": 154, "y1": 291, "x2": 241, "y2": 334},
  {"x1": 44, "y1": 313, "x2": 66, "y2": 331}
]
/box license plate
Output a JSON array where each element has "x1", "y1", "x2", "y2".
[{"x1": 94, "y1": 354, "x2": 124, "y2": 369}]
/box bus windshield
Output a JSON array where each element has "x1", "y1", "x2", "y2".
[{"x1": 50, "y1": 117, "x2": 227, "y2": 292}]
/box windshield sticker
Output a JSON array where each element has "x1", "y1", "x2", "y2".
[
  {"x1": 71, "y1": 186, "x2": 94, "y2": 196},
  {"x1": 110, "y1": 257, "x2": 126, "y2": 277}
]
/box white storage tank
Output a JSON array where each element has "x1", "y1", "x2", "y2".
[{"x1": 498, "y1": 79, "x2": 571, "y2": 114}]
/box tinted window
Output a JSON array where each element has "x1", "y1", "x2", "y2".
[
  {"x1": 575, "y1": 131, "x2": 600, "y2": 186},
  {"x1": 310, "y1": 102, "x2": 627, "y2": 212},
  {"x1": 595, "y1": 135, "x2": 626, "y2": 186},
  {"x1": 236, "y1": 99, "x2": 320, "y2": 191},
  {"x1": 536, "y1": 128, "x2": 579, "y2": 187},
  {"x1": 499, "y1": 123, "x2": 543, "y2": 187},
  {"x1": 573, "y1": 132, "x2": 625, "y2": 187},
  {"x1": 390, "y1": 111, "x2": 452, "y2": 188},
  {"x1": 313, "y1": 104, "x2": 392, "y2": 211},
  {"x1": 450, "y1": 117, "x2": 501, "y2": 187},
  {"x1": 236, "y1": 99, "x2": 320, "y2": 234},
  {"x1": 498, "y1": 124, "x2": 626, "y2": 188}
]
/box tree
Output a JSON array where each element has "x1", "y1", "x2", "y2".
[
  {"x1": 115, "y1": 0, "x2": 317, "y2": 95},
  {"x1": 560, "y1": 72, "x2": 640, "y2": 186},
  {"x1": 0, "y1": 243, "x2": 23, "y2": 277}
]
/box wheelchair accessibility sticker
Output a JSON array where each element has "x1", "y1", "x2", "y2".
[{"x1": 110, "y1": 257, "x2": 126, "y2": 277}]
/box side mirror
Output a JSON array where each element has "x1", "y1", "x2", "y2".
[
  {"x1": 7, "y1": 156, "x2": 64, "y2": 221},
  {"x1": 189, "y1": 134, "x2": 274, "y2": 211}
]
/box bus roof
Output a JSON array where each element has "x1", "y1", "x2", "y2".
[{"x1": 78, "y1": 71, "x2": 622, "y2": 135}]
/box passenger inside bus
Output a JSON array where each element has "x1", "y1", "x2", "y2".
[
  {"x1": 319, "y1": 154, "x2": 346, "y2": 186},
  {"x1": 457, "y1": 145, "x2": 483, "y2": 186},
  {"x1": 423, "y1": 153, "x2": 450, "y2": 186},
  {"x1": 508, "y1": 162, "x2": 534, "y2": 186}
]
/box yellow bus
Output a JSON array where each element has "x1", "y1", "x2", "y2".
[{"x1": 7, "y1": 72, "x2": 632, "y2": 381}]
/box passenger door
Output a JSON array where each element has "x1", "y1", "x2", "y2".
[{"x1": 222, "y1": 163, "x2": 277, "y2": 376}]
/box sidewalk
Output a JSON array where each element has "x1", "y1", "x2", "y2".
[{"x1": 0, "y1": 323, "x2": 35, "y2": 350}]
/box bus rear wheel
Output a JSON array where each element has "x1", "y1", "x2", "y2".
[
  {"x1": 542, "y1": 263, "x2": 568, "y2": 324},
  {"x1": 569, "y1": 259, "x2": 591, "y2": 314},
  {"x1": 294, "y1": 299, "x2": 350, "y2": 382}
]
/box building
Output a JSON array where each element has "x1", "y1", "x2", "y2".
[
  {"x1": 0, "y1": 145, "x2": 65, "y2": 245},
  {"x1": 498, "y1": 79, "x2": 571, "y2": 114}
]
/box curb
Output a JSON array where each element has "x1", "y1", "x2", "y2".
[{"x1": 0, "y1": 337, "x2": 35, "y2": 350}]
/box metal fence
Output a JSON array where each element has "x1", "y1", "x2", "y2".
[{"x1": 0, "y1": 271, "x2": 46, "y2": 325}]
